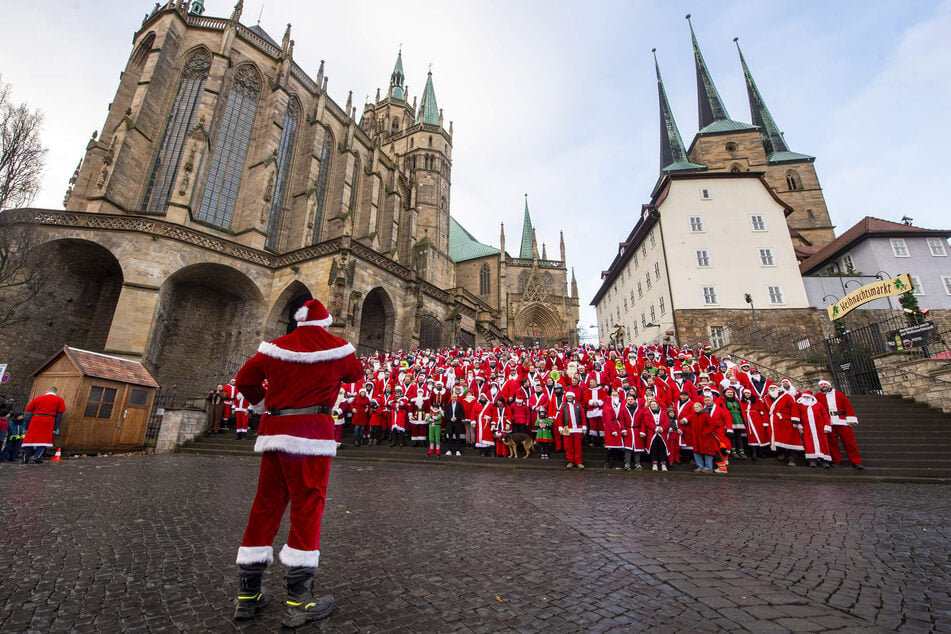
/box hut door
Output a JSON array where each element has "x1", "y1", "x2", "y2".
[{"x1": 116, "y1": 388, "x2": 151, "y2": 446}]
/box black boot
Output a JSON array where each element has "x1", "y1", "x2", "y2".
[
  {"x1": 283, "y1": 566, "x2": 334, "y2": 628},
  {"x1": 234, "y1": 562, "x2": 270, "y2": 620}
]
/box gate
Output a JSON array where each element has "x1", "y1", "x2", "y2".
[
  {"x1": 144, "y1": 386, "x2": 179, "y2": 450},
  {"x1": 822, "y1": 322, "x2": 888, "y2": 395}
]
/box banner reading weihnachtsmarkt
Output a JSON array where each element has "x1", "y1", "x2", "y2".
[{"x1": 827, "y1": 273, "x2": 913, "y2": 321}]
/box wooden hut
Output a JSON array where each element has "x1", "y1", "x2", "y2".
[{"x1": 29, "y1": 346, "x2": 160, "y2": 452}]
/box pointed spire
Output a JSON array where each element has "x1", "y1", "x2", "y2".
[
  {"x1": 542, "y1": 242, "x2": 548, "y2": 260},
  {"x1": 559, "y1": 231, "x2": 566, "y2": 263},
  {"x1": 316, "y1": 60, "x2": 325, "y2": 87},
  {"x1": 687, "y1": 15, "x2": 756, "y2": 135},
  {"x1": 230, "y1": 0, "x2": 243, "y2": 22},
  {"x1": 390, "y1": 49, "x2": 405, "y2": 100},
  {"x1": 415, "y1": 69, "x2": 439, "y2": 126},
  {"x1": 500, "y1": 222, "x2": 506, "y2": 255},
  {"x1": 281, "y1": 23, "x2": 291, "y2": 52},
  {"x1": 531, "y1": 229, "x2": 539, "y2": 260},
  {"x1": 345, "y1": 91, "x2": 353, "y2": 119},
  {"x1": 653, "y1": 49, "x2": 706, "y2": 175},
  {"x1": 735, "y1": 38, "x2": 814, "y2": 164},
  {"x1": 519, "y1": 194, "x2": 534, "y2": 259},
  {"x1": 571, "y1": 268, "x2": 578, "y2": 299}
]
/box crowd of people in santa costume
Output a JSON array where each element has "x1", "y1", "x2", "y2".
[{"x1": 311, "y1": 342, "x2": 865, "y2": 474}]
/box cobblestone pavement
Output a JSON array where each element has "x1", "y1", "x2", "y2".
[{"x1": 0, "y1": 455, "x2": 948, "y2": 633}]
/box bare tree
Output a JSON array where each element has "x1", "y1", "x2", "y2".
[
  {"x1": 0, "y1": 76, "x2": 47, "y2": 210},
  {"x1": 0, "y1": 212, "x2": 45, "y2": 334}
]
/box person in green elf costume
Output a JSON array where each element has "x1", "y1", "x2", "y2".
[{"x1": 533, "y1": 405, "x2": 554, "y2": 460}]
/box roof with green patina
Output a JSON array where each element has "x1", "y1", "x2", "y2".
[
  {"x1": 449, "y1": 216, "x2": 500, "y2": 262},
  {"x1": 415, "y1": 71, "x2": 439, "y2": 126},
  {"x1": 654, "y1": 50, "x2": 706, "y2": 175},
  {"x1": 519, "y1": 199, "x2": 534, "y2": 259}
]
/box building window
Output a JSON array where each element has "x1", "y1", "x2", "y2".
[
  {"x1": 785, "y1": 169, "x2": 802, "y2": 191},
  {"x1": 654, "y1": 261, "x2": 661, "y2": 280},
  {"x1": 659, "y1": 296, "x2": 666, "y2": 315},
  {"x1": 645, "y1": 272, "x2": 652, "y2": 290},
  {"x1": 725, "y1": 142, "x2": 737, "y2": 152},
  {"x1": 312, "y1": 136, "x2": 333, "y2": 243},
  {"x1": 129, "y1": 389, "x2": 149, "y2": 406},
  {"x1": 751, "y1": 215, "x2": 766, "y2": 231},
  {"x1": 142, "y1": 49, "x2": 212, "y2": 212},
  {"x1": 768, "y1": 285, "x2": 784, "y2": 304},
  {"x1": 806, "y1": 209, "x2": 815, "y2": 219},
  {"x1": 348, "y1": 157, "x2": 360, "y2": 215},
  {"x1": 479, "y1": 263, "x2": 490, "y2": 296},
  {"x1": 637, "y1": 282, "x2": 643, "y2": 299},
  {"x1": 891, "y1": 238, "x2": 910, "y2": 257},
  {"x1": 649, "y1": 305, "x2": 656, "y2": 322},
  {"x1": 198, "y1": 64, "x2": 262, "y2": 228},
  {"x1": 689, "y1": 216, "x2": 704, "y2": 232},
  {"x1": 641, "y1": 244, "x2": 647, "y2": 258},
  {"x1": 910, "y1": 276, "x2": 925, "y2": 295},
  {"x1": 710, "y1": 326, "x2": 725, "y2": 349},
  {"x1": 84, "y1": 386, "x2": 117, "y2": 419},
  {"x1": 927, "y1": 238, "x2": 948, "y2": 256},
  {"x1": 265, "y1": 99, "x2": 300, "y2": 251},
  {"x1": 632, "y1": 321, "x2": 639, "y2": 336},
  {"x1": 702, "y1": 286, "x2": 718, "y2": 305},
  {"x1": 649, "y1": 231, "x2": 656, "y2": 248},
  {"x1": 942, "y1": 276, "x2": 951, "y2": 295},
  {"x1": 696, "y1": 249, "x2": 710, "y2": 267},
  {"x1": 630, "y1": 289, "x2": 635, "y2": 304},
  {"x1": 759, "y1": 248, "x2": 775, "y2": 266},
  {"x1": 700, "y1": 188, "x2": 712, "y2": 200},
  {"x1": 641, "y1": 313, "x2": 646, "y2": 328},
  {"x1": 623, "y1": 298, "x2": 628, "y2": 313},
  {"x1": 730, "y1": 163, "x2": 742, "y2": 173},
  {"x1": 633, "y1": 252, "x2": 639, "y2": 268},
  {"x1": 841, "y1": 253, "x2": 855, "y2": 273}
]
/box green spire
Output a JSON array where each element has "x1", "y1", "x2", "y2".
[
  {"x1": 415, "y1": 70, "x2": 439, "y2": 126},
  {"x1": 654, "y1": 49, "x2": 705, "y2": 175},
  {"x1": 519, "y1": 194, "x2": 534, "y2": 259},
  {"x1": 390, "y1": 50, "x2": 405, "y2": 100},
  {"x1": 687, "y1": 15, "x2": 756, "y2": 135},
  {"x1": 735, "y1": 38, "x2": 814, "y2": 164}
]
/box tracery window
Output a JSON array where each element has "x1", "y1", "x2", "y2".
[
  {"x1": 265, "y1": 99, "x2": 299, "y2": 250},
  {"x1": 311, "y1": 135, "x2": 332, "y2": 243},
  {"x1": 197, "y1": 64, "x2": 261, "y2": 228},
  {"x1": 479, "y1": 263, "x2": 491, "y2": 296},
  {"x1": 142, "y1": 49, "x2": 211, "y2": 212}
]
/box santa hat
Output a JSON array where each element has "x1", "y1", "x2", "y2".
[
  {"x1": 293, "y1": 299, "x2": 332, "y2": 328},
  {"x1": 818, "y1": 379, "x2": 832, "y2": 388},
  {"x1": 751, "y1": 367, "x2": 760, "y2": 373}
]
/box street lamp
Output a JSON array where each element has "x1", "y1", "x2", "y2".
[
  {"x1": 822, "y1": 294, "x2": 840, "y2": 304},
  {"x1": 744, "y1": 293, "x2": 761, "y2": 347},
  {"x1": 844, "y1": 279, "x2": 862, "y2": 290}
]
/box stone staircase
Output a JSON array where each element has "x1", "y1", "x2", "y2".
[
  {"x1": 180, "y1": 394, "x2": 951, "y2": 479},
  {"x1": 722, "y1": 344, "x2": 829, "y2": 387}
]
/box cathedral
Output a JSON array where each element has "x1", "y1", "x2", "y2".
[{"x1": 0, "y1": 0, "x2": 578, "y2": 401}]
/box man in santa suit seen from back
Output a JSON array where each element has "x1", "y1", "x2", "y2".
[{"x1": 232, "y1": 298, "x2": 362, "y2": 627}]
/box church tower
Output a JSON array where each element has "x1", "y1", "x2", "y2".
[
  {"x1": 363, "y1": 55, "x2": 454, "y2": 288},
  {"x1": 682, "y1": 17, "x2": 836, "y2": 249}
]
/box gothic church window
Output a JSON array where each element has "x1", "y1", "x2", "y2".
[
  {"x1": 785, "y1": 169, "x2": 802, "y2": 191},
  {"x1": 266, "y1": 99, "x2": 299, "y2": 250},
  {"x1": 198, "y1": 64, "x2": 262, "y2": 228},
  {"x1": 312, "y1": 134, "x2": 332, "y2": 244},
  {"x1": 348, "y1": 156, "x2": 360, "y2": 215},
  {"x1": 479, "y1": 263, "x2": 491, "y2": 296},
  {"x1": 142, "y1": 48, "x2": 211, "y2": 212},
  {"x1": 391, "y1": 117, "x2": 400, "y2": 133}
]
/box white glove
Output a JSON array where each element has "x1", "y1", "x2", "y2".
[{"x1": 249, "y1": 401, "x2": 266, "y2": 414}]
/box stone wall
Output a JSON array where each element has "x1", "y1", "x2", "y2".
[
  {"x1": 873, "y1": 352, "x2": 951, "y2": 414},
  {"x1": 674, "y1": 307, "x2": 825, "y2": 347},
  {"x1": 154, "y1": 408, "x2": 207, "y2": 454}
]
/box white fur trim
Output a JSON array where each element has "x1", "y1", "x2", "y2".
[
  {"x1": 236, "y1": 545, "x2": 274, "y2": 565},
  {"x1": 254, "y1": 435, "x2": 338, "y2": 456},
  {"x1": 257, "y1": 341, "x2": 355, "y2": 363},
  {"x1": 280, "y1": 545, "x2": 320, "y2": 567},
  {"x1": 818, "y1": 379, "x2": 832, "y2": 387},
  {"x1": 296, "y1": 317, "x2": 333, "y2": 327},
  {"x1": 294, "y1": 305, "x2": 310, "y2": 322}
]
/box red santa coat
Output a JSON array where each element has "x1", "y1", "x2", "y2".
[
  {"x1": 641, "y1": 408, "x2": 671, "y2": 454},
  {"x1": 768, "y1": 392, "x2": 803, "y2": 452},
  {"x1": 674, "y1": 398, "x2": 696, "y2": 450},
  {"x1": 22, "y1": 392, "x2": 67, "y2": 448},
  {"x1": 742, "y1": 397, "x2": 770, "y2": 447},
  {"x1": 235, "y1": 323, "x2": 363, "y2": 456},
  {"x1": 350, "y1": 394, "x2": 372, "y2": 427},
  {"x1": 708, "y1": 401, "x2": 732, "y2": 452},
  {"x1": 692, "y1": 409, "x2": 719, "y2": 455},
  {"x1": 474, "y1": 402, "x2": 497, "y2": 448},
  {"x1": 797, "y1": 396, "x2": 832, "y2": 461},
  {"x1": 821, "y1": 390, "x2": 858, "y2": 426},
  {"x1": 601, "y1": 399, "x2": 625, "y2": 450}
]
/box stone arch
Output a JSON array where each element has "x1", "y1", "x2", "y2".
[
  {"x1": 146, "y1": 263, "x2": 265, "y2": 399},
  {"x1": 418, "y1": 313, "x2": 443, "y2": 350},
  {"x1": 264, "y1": 280, "x2": 314, "y2": 339},
  {"x1": 358, "y1": 287, "x2": 395, "y2": 355},
  {"x1": 513, "y1": 303, "x2": 563, "y2": 348},
  {"x1": 0, "y1": 238, "x2": 123, "y2": 398}
]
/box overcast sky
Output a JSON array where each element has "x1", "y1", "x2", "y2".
[{"x1": 2, "y1": 1, "x2": 949, "y2": 337}]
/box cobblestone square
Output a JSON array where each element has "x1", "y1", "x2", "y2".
[{"x1": 0, "y1": 455, "x2": 948, "y2": 632}]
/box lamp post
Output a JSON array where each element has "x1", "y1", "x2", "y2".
[
  {"x1": 744, "y1": 293, "x2": 761, "y2": 347},
  {"x1": 875, "y1": 271, "x2": 894, "y2": 310}
]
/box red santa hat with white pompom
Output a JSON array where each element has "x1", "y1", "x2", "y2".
[{"x1": 257, "y1": 298, "x2": 354, "y2": 363}]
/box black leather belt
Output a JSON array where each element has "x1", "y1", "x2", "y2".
[{"x1": 266, "y1": 405, "x2": 333, "y2": 417}]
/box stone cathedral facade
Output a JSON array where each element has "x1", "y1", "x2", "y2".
[{"x1": 1, "y1": 1, "x2": 578, "y2": 401}]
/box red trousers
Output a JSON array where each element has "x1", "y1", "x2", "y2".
[
  {"x1": 235, "y1": 411, "x2": 249, "y2": 432},
  {"x1": 564, "y1": 433, "x2": 583, "y2": 465},
  {"x1": 241, "y1": 452, "x2": 330, "y2": 558},
  {"x1": 827, "y1": 426, "x2": 862, "y2": 465}
]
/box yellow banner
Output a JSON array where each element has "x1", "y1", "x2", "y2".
[{"x1": 827, "y1": 274, "x2": 912, "y2": 321}]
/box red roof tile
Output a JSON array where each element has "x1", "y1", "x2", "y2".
[{"x1": 61, "y1": 347, "x2": 159, "y2": 388}]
